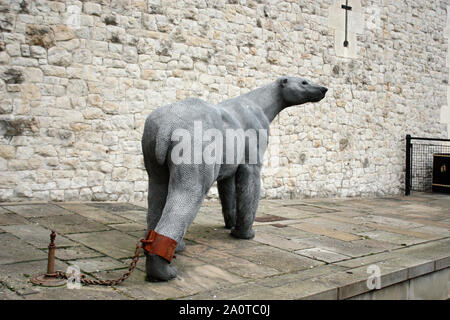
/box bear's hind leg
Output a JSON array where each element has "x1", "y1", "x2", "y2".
[
  {"x1": 218, "y1": 176, "x2": 236, "y2": 229},
  {"x1": 145, "y1": 167, "x2": 208, "y2": 281},
  {"x1": 146, "y1": 178, "x2": 168, "y2": 231},
  {"x1": 145, "y1": 171, "x2": 185, "y2": 253}
]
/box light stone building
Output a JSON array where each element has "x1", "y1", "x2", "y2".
[{"x1": 0, "y1": 0, "x2": 448, "y2": 202}]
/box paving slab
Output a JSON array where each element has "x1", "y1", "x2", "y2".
[
  {"x1": 232, "y1": 245, "x2": 323, "y2": 273},
  {"x1": 352, "y1": 214, "x2": 425, "y2": 229},
  {"x1": 291, "y1": 222, "x2": 362, "y2": 241},
  {"x1": 358, "y1": 230, "x2": 428, "y2": 246},
  {"x1": 335, "y1": 251, "x2": 396, "y2": 268},
  {"x1": 384, "y1": 256, "x2": 435, "y2": 279},
  {"x1": 0, "y1": 283, "x2": 23, "y2": 300},
  {"x1": 182, "y1": 244, "x2": 280, "y2": 279},
  {"x1": 1, "y1": 224, "x2": 75, "y2": 248},
  {"x1": 118, "y1": 281, "x2": 193, "y2": 300},
  {"x1": 2, "y1": 204, "x2": 72, "y2": 218},
  {"x1": 256, "y1": 264, "x2": 348, "y2": 289},
  {"x1": 409, "y1": 218, "x2": 450, "y2": 229},
  {"x1": 69, "y1": 257, "x2": 127, "y2": 273},
  {"x1": 336, "y1": 239, "x2": 450, "y2": 270},
  {"x1": 109, "y1": 210, "x2": 147, "y2": 224},
  {"x1": 361, "y1": 222, "x2": 438, "y2": 240},
  {"x1": 254, "y1": 213, "x2": 289, "y2": 223},
  {"x1": 176, "y1": 264, "x2": 244, "y2": 292},
  {"x1": 195, "y1": 207, "x2": 226, "y2": 224},
  {"x1": 283, "y1": 203, "x2": 340, "y2": 214},
  {"x1": 400, "y1": 203, "x2": 443, "y2": 214},
  {"x1": 293, "y1": 235, "x2": 399, "y2": 258},
  {"x1": 257, "y1": 204, "x2": 318, "y2": 220},
  {"x1": 50, "y1": 246, "x2": 104, "y2": 261},
  {"x1": 0, "y1": 207, "x2": 9, "y2": 214},
  {"x1": 30, "y1": 214, "x2": 110, "y2": 234},
  {"x1": 300, "y1": 216, "x2": 375, "y2": 233},
  {"x1": 108, "y1": 222, "x2": 146, "y2": 232},
  {"x1": 269, "y1": 277, "x2": 339, "y2": 300},
  {"x1": 295, "y1": 247, "x2": 352, "y2": 263},
  {"x1": 253, "y1": 224, "x2": 317, "y2": 239},
  {"x1": 397, "y1": 239, "x2": 450, "y2": 263},
  {"x1": 253, "y1": 231, "x2": 312, "y2": 251},
  {"x1": 67, "y1": 230, "x2": 143, "y2": 259},
  {"x1": 411, "y1": 225, "x2": 450, "y2": 237},
  {"x1": 0, "y1": 259, "x2": 69, "y2": 296},
  {"x1": 87, "y1": 202, "x2": 146, "y2": 213},
  {"x1": 0, "y1": 233, "x2": 46, "y2": 265},
  {"x1": 187, "y1": 225, "x2": 261, "y2": 251},
  {"x1": 182, "y1": 282, "x2": 286, "y2": 300},
  {"x1": 24, "y1": 287, "x2": 127, "y2": 300},
  {"x1": 126, "y1": 230, "x2": 147, "y2": 239},
  {"x1": 0, "y1": 212, "x2": 30, "y2": 226},
  {"x1": 58, "y1": 203, "x2": 129, "y2": 224}
]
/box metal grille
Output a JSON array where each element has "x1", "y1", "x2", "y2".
[
  {"x1": 411, "y1": 143, "x2": 450, "y2": 192},
  {"x1": 406, "y1": 135, "x2": 450, "y2": 195}
]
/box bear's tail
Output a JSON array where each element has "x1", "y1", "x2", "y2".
[{"x1": 142, "y1": 116, "x2": 172, "y2": 168}]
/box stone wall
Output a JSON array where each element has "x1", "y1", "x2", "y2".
[{"x1": 0, "y1": 0, "x2": 448, "y2": 202}]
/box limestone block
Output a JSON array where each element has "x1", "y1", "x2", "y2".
[
  {"x1": 83, "y1": 2, "x2": 102, "y2": 16},
  {"x1": 0, "y1": 99, "x2": 13, "y2": 114},
  {"x1": 87, "y1": 171, "x2": 105, "y2": 187},
  {"x1": 6, "y1": 43, "x2": 21, "y2": 57},
  {"x1": 48, "y1": 47, "x2": 72, "y2": 66},
  {"x1": 0, "y1": 145, "x2": 16, "y2": 159},
  {"x1": 50, "y1": 190, "x2": 64, "y2": 202},
  {"x1": 52, "y1": 25, "x2": 74, "y2": 41},
  {"x1": 26, "y1": 25, "x2": 55, "y2": 48},
  {"x1": 112, "y1": 167, "x2": 127, "y2": 180}
]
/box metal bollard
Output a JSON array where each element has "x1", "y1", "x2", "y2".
[
  {"x1": 30, "y1": 230, "x2": 67, "y2": 287},
  {"x1": 46, "y1": 231, "x2": 56, "y2": 275}
]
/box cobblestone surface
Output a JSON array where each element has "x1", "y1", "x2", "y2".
[{"x1": 0, "y1": 193, "x2": 448, "y2": 300}]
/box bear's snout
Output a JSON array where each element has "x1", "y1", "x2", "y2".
[{"x1": 320, "y1": 87, "x2": 328, "y2": 94}]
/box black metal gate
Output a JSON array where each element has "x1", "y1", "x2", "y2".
[{"x1": 405, "y1": 135, "x2": 450, "y2": 195}]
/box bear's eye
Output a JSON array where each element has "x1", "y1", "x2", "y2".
[{"x1": 302, "y1": 81, "x2": 308, "y2": 85}]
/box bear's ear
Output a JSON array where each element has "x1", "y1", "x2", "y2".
[{"x1": 280, "y1": 77, "x2": 288, "y2": 88}]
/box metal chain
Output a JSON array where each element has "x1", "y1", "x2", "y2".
[{"x1": 55, "y1": 241, "x2": 143, "y2": 286}]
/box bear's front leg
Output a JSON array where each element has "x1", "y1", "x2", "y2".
[
  {"x1": 231, "y1": 165, "x2": 261, "y2": 240},
  {"x1": 218, "y1": 176, "x2": 236, "y2": 229}
]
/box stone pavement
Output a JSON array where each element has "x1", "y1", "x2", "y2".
[{"x1": 0, "y1": 193, "x2": 449, "y2": 300}]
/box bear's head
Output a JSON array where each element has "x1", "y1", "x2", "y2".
[{"x1": 279, "y1": 76, "x2": 328, "y2": 106}]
